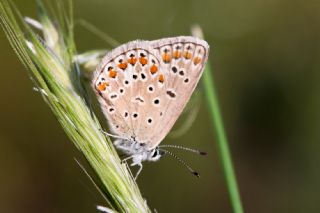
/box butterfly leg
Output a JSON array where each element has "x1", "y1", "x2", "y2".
[
  {"x1": 132, "y1": 163, "x2": 143, "y2": 180},
  {"x1": 100, "y1": 129, "x2": 125, "y2": 140},
  {"x1": 121, "y1": 155, "x2": 134, "y2": 164}
]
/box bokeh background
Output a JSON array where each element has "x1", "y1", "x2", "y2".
[{"x1": 1, "y1": 0, "x2": 320, "y2": 212}]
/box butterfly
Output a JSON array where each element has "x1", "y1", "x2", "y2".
[{"x1": 92, "y1": 36, "x2": 209, "y2": 179}]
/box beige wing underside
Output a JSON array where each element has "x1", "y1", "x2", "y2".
[{"x1": 92, "y1": 36, "x2": 209, "y2": 149}]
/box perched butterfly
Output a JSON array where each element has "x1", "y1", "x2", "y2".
[{"x1": 92, "y1": 36, "x2": 209, "y2": 178}]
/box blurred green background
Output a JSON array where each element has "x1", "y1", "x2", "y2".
[{"x1": 1, "y1": 0, "x2": 320, "y2": 212}]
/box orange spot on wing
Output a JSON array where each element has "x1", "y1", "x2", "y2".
[
  {"x1": 97, "y1": 82, "x2": 109, "y2": 91},
  {"x1": 139, "y1": 57, "x2": 148, "y2": 65},
  {"x1": 150, "y1": 64, "x2": 158, "y2": 74},
  {"x1": 118, "y1": 62, "x2": 128, "y2": 70},
  {"x1": 109, "y1": 70, "x2": 117, "y2": 78},
  {"x1": 159, "y1": 74, "x2": 164, "y2": 83},
  {"x1": 128, "y1": 57, "x2": 137, "y2": 65},
  {"x1": 173, "y1": 51, "x2": 181, "y2": 59},
  {"x1": 183, "y1": 52, "x2": 192, "y2": 59},
  {"x1": 162, "y1": 53, "x2": 171, "y2": 63},
  {"x1": 193, "y1": 57, "x2": 202, "y2": 65}
]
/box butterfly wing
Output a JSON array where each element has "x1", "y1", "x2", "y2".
[
  {"x1": 92, "y1": 40, "x2": 167, "y2": 140},
  {"x1": 144, "y1": 36, "x2": 210, "y2": 148},
  {"x1": 92, "y1": 36, "x2": 209, "y2": 148}
]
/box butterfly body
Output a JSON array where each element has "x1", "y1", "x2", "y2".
[{"x1": 92, "y1": 36, "x2": 209, "y2": 177}]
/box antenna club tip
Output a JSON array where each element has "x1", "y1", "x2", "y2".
[
  {"x1": 199, "y1": 151, "x2": 207, "y2": 155},
  {"x1": 193, "y1": 172, "x2": 200, "y2": 177}
]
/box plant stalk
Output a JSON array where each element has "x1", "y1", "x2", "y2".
[
  {"x1": 202, "y1": 63, "x2": 244, "y2": 213},
  {"x1": 191, "y1": 25, "x2": 244, "y2": 213}
]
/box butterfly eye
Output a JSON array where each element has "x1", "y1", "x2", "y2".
[{"x1": 152, "y1": 149, "x2": 158, "y2": 158}]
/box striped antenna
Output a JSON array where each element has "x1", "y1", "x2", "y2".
[
  {"x1": 159, "y1": 144, "x2": 207, "y2": 155},
  {"x1": 159, "y1": 149, "x2": 200, "y2": 177}
]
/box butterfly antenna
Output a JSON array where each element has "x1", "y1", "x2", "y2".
[
  {"x1": 159, "y1": 145, "x2": 207, "y2": 155},
  {"x1": 159, "y1": 149, "x2": 200, "y2": 178}
]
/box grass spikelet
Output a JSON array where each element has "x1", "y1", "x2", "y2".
[{"x1": 0, "y1": 0, "x2": 151, "y2": 212}]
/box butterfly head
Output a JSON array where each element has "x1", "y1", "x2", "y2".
[
  {"x1": 114, "y1": 138, "x2": 165, "y2": 163},
  {"x1": 147, "y1": 147, "x2": 165, "y2": 162}
]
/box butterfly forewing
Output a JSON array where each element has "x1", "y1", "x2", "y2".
[{"x1": 93, "y1": 37, "x2": 209, "y2": 148}]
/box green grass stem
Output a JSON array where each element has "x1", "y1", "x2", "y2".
[
  {"x1": 203, "y1": 63, "x2": 244, "y2": 213},
  {"x1": 192, "y1": 26, "x2": 244, "y2": 213}
]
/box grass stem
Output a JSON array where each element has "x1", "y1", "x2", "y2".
[{"x1": 192, "y1": 25, "x2": 244, "y2": 213}]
